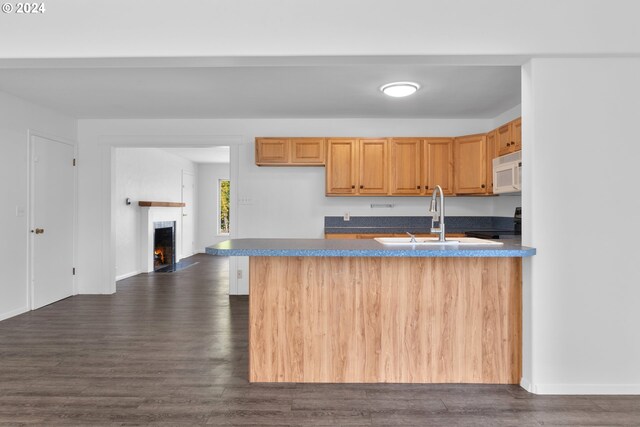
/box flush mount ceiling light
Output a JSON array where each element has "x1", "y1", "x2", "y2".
[{"x1": 380, "y1": 81, "x2": 420, "y2": 98}]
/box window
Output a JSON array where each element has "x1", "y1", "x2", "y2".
[{"x1": 218, "y1": 179, "x2": 230, "y2": 235}]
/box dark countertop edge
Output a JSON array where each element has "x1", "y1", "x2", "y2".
[{"x1": 205, "y1": 248, "x2": 536, "y2": 258}]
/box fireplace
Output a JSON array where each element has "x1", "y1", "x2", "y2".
[
  {"x1": 153, "y1": 221, "x2": 176, "y2": 272},
  {"x1": 140, "y1": 205, "x2": 182, "y2": 274}
]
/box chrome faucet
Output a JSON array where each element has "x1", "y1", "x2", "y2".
[{"x1": 429, "y1": 185, "x2": 446, "y2": 242}]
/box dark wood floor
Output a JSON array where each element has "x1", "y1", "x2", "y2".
[{"x1": 1, "y1": 254, "x2": 639, "y2": 426}]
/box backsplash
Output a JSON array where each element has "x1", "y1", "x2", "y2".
[{"x1": 324, "y1": 216, "x2": 516, "y2": 234}]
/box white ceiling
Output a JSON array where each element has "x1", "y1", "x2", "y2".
[
  {"x1": 0, "y1": 65, "x2": 520, "y2": 119},
  {"x1": 160, "y1": 147, "x2": 230, "y2": 164}
]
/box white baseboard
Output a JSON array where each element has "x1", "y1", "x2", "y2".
[
  {"x1": 521, "y1": 379, "x2": 640, "y2": 395},
  {"x1": 0, "y1": 305, "x2": 29, "y2": 322},
  {"x1": 78, "y1": 290, "x2": 116, "y2": 295},
  {"x1": 116, "y1": 271, "x2": 141, "y2": 281},
  {"x1": 520, "y1": 377, "x2": 534, "y2": 393}
]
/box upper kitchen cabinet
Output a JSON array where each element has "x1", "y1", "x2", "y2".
[
  {"x1": 512, "y1": 117, "x2": 522, "y2": 151},
  {"x1": 255, "y1": 138, "x2": 325, "y2": 166},
  {"x1": 454, "y1": 134, "x2": 487, "y2": 194},
  {"x1": 388, "y1": 137, "x2": 454, "y2": 196},
  {"x1": 264, "y1": 122, "x2": 521, "y2": 196},
  {"x1": 389, "y1": 138, "x2": 422, "y2": 195},
  {"x1": 423, "y1": 138, "x2": 454, "y2": 195},
  {"x1": 255, "y1": 138, "x2": 289, "y2": 164},
  {"x1": 326, "y1": 138, "x2": 358, "y2": 195},
  {"x1": 326, "y1": 138, "x2": 388, "y2": 195},
  {"x1": 290, "y1": 138, "x2": 325, "y2": 164},
  {"x1": 497, "y1": 118, "x2": 522, "y2": 156},
  {"x1": 358, "y1": 139, "x2": 388, "y2": 195},
  {"x1": 485, "y1": 130, "x2": 498, "y2": 194}
]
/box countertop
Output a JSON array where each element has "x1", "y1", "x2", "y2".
[{"x1": 206, "y1": 238, "x2": 536, "y2": 258}]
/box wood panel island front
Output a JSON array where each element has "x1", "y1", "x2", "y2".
[{"x1": 206, "y1": 238, "x2": 535, "y2": 384}]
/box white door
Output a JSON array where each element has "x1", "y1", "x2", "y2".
[
  {"x1": 181, "y1": 171, "x2": 195, "y2": 258},
  {"x1": 31, "y1": 135, "x2": 75, "y2": 309}
]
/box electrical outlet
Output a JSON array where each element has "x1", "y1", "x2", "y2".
[
  {"x1": 237, "y1": 269, "x2": 243, "y2": 279},
  {"x1": 343, "y1": 212, "x2": 350, "y2": 221}
]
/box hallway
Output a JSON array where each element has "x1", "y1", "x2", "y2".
[{"x1": 1, "y1": 254, "x2": 638, "y2": 425}]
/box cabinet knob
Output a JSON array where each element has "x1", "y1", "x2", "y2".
[
  {"x1": 417, "y1": 185, "x2": 421, "y2": 189},
  {"x1": 360, "y1": 185, "x2": 364, "y2": 189},
  {"x1": 481, "y1": 184, "x2": 486, "y2": 189},
  {"x1": 426, "y1": 185, "x2": 429, "y2": 189},
  {"x1": 351, "y1": 185, "x2": 355, "y2": 189}
]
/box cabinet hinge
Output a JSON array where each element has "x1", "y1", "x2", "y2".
[
  {"x1": 73, "y1": 267, "x2": 76, "y2": 275},
  {"x1": 73, "y1": 158, "x2": 77, "y2": 166}
]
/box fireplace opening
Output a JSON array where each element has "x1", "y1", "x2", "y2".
[{"x1": 153, "y1": 221, "x2": 176, "y2": 272}]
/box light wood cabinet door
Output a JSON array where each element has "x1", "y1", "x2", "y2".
[
  {"x1": 497, "y1": 123, "x2": 512, "y2": 156},
  {"x1": 359, "y1": 139, "x2": 388, "y2": 195},
  {"x1": 290, "y1": 138, "x2": 325, "y2": 164},
  {"x1": 326, "y1": 139, "x2": 358, "y2": 195},
  {"x1": 423, "y1": 138, "x2": 454, "y2": 195},
  {"x1": 497, "y1": 118, "x2": 522, "y2": 156},
  {"x1": 255, "y1": 138, "x2": 290, "y2": 164},
  {"x1": 389, "y1": 138, "x2": 422, "y2": 195},
  {"x1": 454, "y1": 134, "x2": 487, "y2": 194},
  {"x1": 511, "y1": 117, "x2": 522, "y2": 151},
  {"x1": 485, "y1": 130, "x2": 498, "y2": 194}
]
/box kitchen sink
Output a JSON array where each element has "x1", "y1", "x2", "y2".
[{"x1": 374, "y1": 237, "x2": 503, "y2": 246}]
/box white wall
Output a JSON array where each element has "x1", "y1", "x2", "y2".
[
  {"x1": 114, "y1": 148, "x2": 197, "y2": 280},
  {"x1": 197, "y1": 163, "x2": 230, "y2": 252},
  {"x1": 522, "y1": 58, "x2": 640, "y2": 394},
  {"x1": 0, "y1": 90, "x2": 77, "y2": 321},
  {"x1": 1, "y1": 1, "x2": 639, "y2": 58}
]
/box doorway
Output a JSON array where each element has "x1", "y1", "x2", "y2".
[{"x1": 111, "y1": 142, "x2": 237, "y2": 291}]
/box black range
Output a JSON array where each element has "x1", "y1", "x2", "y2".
[
  {"x1": 465, "y1": 207, "x2": 521, "y2": 240},
  {"x1": 464, "y1": 229, "x2": 520, "y2": 240}
]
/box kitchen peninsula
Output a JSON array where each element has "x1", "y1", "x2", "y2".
[{"x1": 206, "y1": 239, "x2": 535, "y2": 384}]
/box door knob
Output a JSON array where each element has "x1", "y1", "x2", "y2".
[{"x1": 32, "y1": 228, "x2": 45, "y2": 234}]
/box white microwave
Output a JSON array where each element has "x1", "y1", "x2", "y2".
[{"x1": 493, "y1": 151, "x2": 522, "y2": 194}]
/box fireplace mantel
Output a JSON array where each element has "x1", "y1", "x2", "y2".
[{"x1": 138, "y1": 201, "x2": 186, "y2": 207}]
